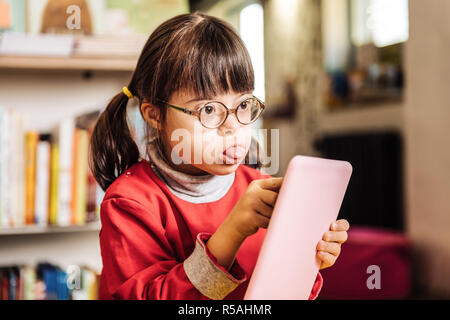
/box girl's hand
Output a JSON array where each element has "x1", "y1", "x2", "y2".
[
  {"x1": 223, "y1": 177, "x2": 283, "y2": 240},
  {"x1": 316, "y1": 219, "x2": 350, "y2": 270},
  {"x1": 208, "y1": 177, "x2": 283, "y2": 270}
]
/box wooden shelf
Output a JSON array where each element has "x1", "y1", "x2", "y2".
[
  {"x1": 0, "y1": 54, "x2": 137, "y2": 72},
  {"x1": 0, "y1": 221, "x2": 101, "y2": 236},
  {"x1": 317, "y1": 102, "x2": 404, "y2": 134}
]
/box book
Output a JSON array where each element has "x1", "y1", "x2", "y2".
[
  {"x1": 56, "y1": 269, "x2": 69, "y2": 300},
  {"x1": 24, "y1": 131, "x2": 38, "y2": 225},
  {"x1": 0, "y1": 31, "x2": 74, "y2": 56},
  {"x1": 55, "y1": 118, "x2": 75, "y2": 226},
  {"x1": 0, "y1": 107, "x2": 12, "y2": 227},
  {"x1": 0, "y1": 107, "x2": 25, "y2": 227},
  {"x1": 34, "y1": 134, "x2": 51, "y2": 226},
  {"x1": 70, "y1": 129, "x2": 79, "y2": 225},
  {"x1": 0, "y1": 267, "x2": 10, "y2": 299},
  {"x1": 83, "y1": 267, "x2": 98, "y2": 300},
  {"x1": 48, "y1": 143, "x2": 59, "y2": 225},
  {"x1": 0, "y1": 0, "x2": 26, "y2": 33},
  {"x1": 22, "y1": 265, "x2": 35, "y2": 300},
  {"x1": 71, "y1": 128, "x2": 88, "y2": 225},
  {"x1": 14, "y1": 111, "x2": 26, "y2": 227},
  {"x1": 73, "y1": 34, "x2": 147, "y2": 57},
  {"x1": 0, "y1": 0, "x2": 11, "y2": 30},
  {"x1": 10, "y1": 265, "x2": 25, "y2": 300},
  {"x1": 0, "y1": 107, "x2": 7, "y2": 227},
  {"x1": 71, "y1": 265, "x2": 100, "y2": 300}
]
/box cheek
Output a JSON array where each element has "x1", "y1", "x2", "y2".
[
  {"x1": 163, "y1": 112, "x2": 198, "y2": 161},
  {"x1": 242, "y1": 126, "x2": 253, "y2": 145}
]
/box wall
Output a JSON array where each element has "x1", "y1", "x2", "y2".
[
  {"x1": 263, "y1": 0, "x2": 323, "y2": 176},
  {"x1": 405, "y1": 0, "x2": 450, "y2": 297},
  {"x1": 322, "y1": 0, "x2": 350, "y2": 72}
]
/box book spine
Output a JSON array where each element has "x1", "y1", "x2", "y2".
[
  {"x1": 1, "y1": 109, "x2": 12, "y2": 227},
  {"x1": 34, "y1": 139, "x2": 50, "y2": 226},
  {"x1": 24, "y1": 131, "x2": 38, "y2": 225},
  {"x1": 23, "y1": 266, "x2": 36, "y2": 300},
  {"x1": 75, "y1": 129, "x2": 88, "y2": 225},
  {"x1": 57, "y1": 118, "x2": 74, "y2": 226},
  {"x1": 49, "y1": 144, "x2": 59, "y2": 225},
  {"x1": 70, "y1": 129, "x2": 79, "y2": 225},
  {"x1": 9, "y1": 112, "x2": 18, "y2": 226},
  {"x1": 15, "y1": 113, "x2": 25, "y2": 226}
]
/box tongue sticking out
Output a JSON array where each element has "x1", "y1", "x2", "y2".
[{"x1": 223, "y1": 146, "x2": 246, "y2": 159}]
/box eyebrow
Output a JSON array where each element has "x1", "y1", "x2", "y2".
[{"x1": 184, "y1": 92, "x2": 252, "y2": 105}]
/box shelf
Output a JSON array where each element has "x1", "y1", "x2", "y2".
[
  {"x1": 0, "y1": 221, "x2": 101, "y2": 236},
  {"x1": 318, "y1": 102, "x2": 404, "y2": 134},
  {"x1": 0, "y1": 54, "x2": 137, "y2": 72}
]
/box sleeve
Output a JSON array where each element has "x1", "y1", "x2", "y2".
[
  {"x1": 309, "y1": 272, "x2": 323, "y2": 300},
  {"x1": 99, "y1": 197, "x2": 247, "y2": 300}
]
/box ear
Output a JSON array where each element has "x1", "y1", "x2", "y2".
[{"x1": 141, "y1": 100, "x2": 162, "y2": 131}]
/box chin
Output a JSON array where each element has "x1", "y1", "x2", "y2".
[{"x1": 200, "y1": 162, "x2": 242, "y2": 176}]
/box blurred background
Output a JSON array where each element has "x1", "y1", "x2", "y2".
[{"x1": 0, "y1": 0, "x2": 449, "y2": 300}]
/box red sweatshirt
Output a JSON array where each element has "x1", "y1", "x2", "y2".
[{"x1": 98, "y1": 159, "x2": 323, "y2": 300}]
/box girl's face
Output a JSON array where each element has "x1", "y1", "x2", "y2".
[{"x1": 150, "y1": 89, "x2": 255, "y2": 176}]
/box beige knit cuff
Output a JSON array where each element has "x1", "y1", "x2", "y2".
[{"x1": 183, "y1": 232, "x2": 248, "y2": 300}]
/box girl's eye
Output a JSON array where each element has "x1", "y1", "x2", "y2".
[
  {"x1": 204, "y1": 105, "x2": 215, "y2": 114},
  {"x1": 240, "y1": 101, "x2": 249, "y2": 110}
]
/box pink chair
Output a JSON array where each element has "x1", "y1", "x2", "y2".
[{"x1": 318, "y1": 226, "x2": 412, "y2": 299}]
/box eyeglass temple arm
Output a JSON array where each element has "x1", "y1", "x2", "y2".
[{"x1": 159, "y1": 100, "x2": 195, "y2": 115}]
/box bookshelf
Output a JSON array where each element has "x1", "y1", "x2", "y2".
[
  {"x1": 0, "y1": 52, "x2": 125, "y2": 299},
  {"x1": 0, "y1": 221, "x2": 101, "y2": 236},
  {"x1": 0, "y1": 55, "x2": 137, "y2": 72}
]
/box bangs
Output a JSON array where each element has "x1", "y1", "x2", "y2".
[{"x1": 156, "y1": 18, "x2": 255, "y2": 102}]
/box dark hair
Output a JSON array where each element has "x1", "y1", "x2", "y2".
[{"x1": 89, "y1": 11, "x2": 262, "y2": 192}]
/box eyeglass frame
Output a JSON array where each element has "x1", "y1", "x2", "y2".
[{"x1": 155, "y1": 95, "x2": 266, "y2": 129}]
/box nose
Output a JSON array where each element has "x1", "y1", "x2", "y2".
[{"x1": 218, "y1": 110, "x2": 241, "y2": 135}]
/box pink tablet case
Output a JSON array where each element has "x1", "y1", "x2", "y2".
[{"x1": 244, "y1": 155, "x2": 352, "y2": 300}]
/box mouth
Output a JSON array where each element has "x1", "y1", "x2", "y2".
[{"x1": 222, "y1": 144, "x2": 247, "y2": 164}]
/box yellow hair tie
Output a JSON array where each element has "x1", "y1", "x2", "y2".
[{"x1": 122, "y1": 86, "x2": 134, "y2": 99}]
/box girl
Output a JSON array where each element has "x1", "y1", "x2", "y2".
[{"x1": 90, "y1": 12, "x2": 349, "y2": 300}]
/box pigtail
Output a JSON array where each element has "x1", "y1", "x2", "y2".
[{"x1": 89, "y1": 91, "x2": 140, "y2": 192}]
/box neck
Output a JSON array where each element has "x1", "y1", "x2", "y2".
[{"x1": 160, "y1": 140, "x2": 209, "y2": 176}]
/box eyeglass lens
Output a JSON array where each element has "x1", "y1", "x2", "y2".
[{"x1": 199, "y1": 98, "x2": 262, "y2": 128}]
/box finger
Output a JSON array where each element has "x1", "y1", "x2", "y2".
[
  {"x1": 330, "y1": 219, "x2": 350, "y2": 231},
  {"x1": 254, "y1": 209, "x2": 271, "y2": 229},
  {"x1": 257, "y1": 177, "x2": 284, "y2": 192},
  {"x1": 254, "y1": 198, "x2": 274, "y2": 218},
  {"x1": 259, "y1": 189, "x2": 278, "y2": 207},
  {"x1": 316, "y1": 240, "x2": 341, "y2": 256},
  {"x1": 323, "y1": 230, "x2": 348, "y2": 244},
  {"x1": 318, "y1": 251, "x2": 337, "y2": 269}
]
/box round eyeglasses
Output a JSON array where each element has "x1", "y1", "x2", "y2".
[{"x1": 156, "y1": 95, "x2": 265, "y2": 129}]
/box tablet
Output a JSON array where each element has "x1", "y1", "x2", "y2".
[{"x1": 244, "y1": 155, "x2": 352, "y2": 300}]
